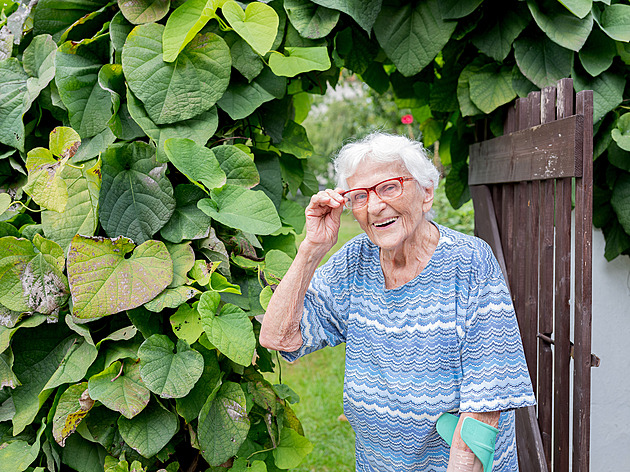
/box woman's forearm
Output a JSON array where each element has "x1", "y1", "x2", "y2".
[
  {"x1": 446, "y1": 411, "x2": 501, "y2": 472},
  {"x1": 259, "y1": 240, "x2": 329, "y2": 352}
]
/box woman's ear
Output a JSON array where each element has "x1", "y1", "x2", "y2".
[{"x1": 422, "y1": 186, "x2": 435, "y2": 213}]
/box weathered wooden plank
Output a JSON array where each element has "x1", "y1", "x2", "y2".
[
  {"x1": 516, "y1": 406, "x2": 550, "y2": 472},
  {"x1": 514, "y1": 98, "x2": 534, "y2": 381},
  {"x1": 502, "y1": 105, "x2": 517, "y2": 294},
  {"x1": 469, "y1": 115, "x2": 584, "y2": 185},
  {"x1": 573, "y1": 90, "x2": 594, "y2": 472},
  {"x1": 470, "y1": 185, "x2": 508, "y2": 280},
  {"x1": 538, "y1": 86, "x2": 556, "y2": 470},
  {"x1": 554, "y1": 78, "x2": 573, "y2": 472},
  {"x1": 525, "y1": 91, "x2": 541, "y2": 394}
]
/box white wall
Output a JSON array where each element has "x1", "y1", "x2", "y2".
[{"x1": 591, "y1": 228, "x2": 630, "y2": 470}]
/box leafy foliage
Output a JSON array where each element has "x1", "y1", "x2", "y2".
[{"x1": 1, "y1": 0, "x2": 630, "y2": 470}]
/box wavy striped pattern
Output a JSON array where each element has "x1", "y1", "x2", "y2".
[{"x1": 282, "y1": 224, "x2": 535, "y2": 471}]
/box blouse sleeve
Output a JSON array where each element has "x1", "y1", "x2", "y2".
[
  {"x1": 280, "y1": 242, "x2": 354, "y2": 362},
  {"x1": 459, "y1": 241, "x2": 537, "y2": 412}
]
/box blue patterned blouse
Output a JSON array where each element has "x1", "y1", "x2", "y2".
[{"x1": 281, "y1": 223, "x2": 536, "y2": 471}]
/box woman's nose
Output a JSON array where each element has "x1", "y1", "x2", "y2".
[{"x1": 366, "y1": 189, "x2": 386, "y2": 213}]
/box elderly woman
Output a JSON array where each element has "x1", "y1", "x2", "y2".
[{"x1": 260, "y1": 132, "x2": 535, "y2": 472}]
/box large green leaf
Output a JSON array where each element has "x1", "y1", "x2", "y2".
[
  {"x1": 527, "y1": 0, "x2": 593, "y2": 51},
  {"x1": 33, "y1": 0, "x2": 110, "y2": 42},
  {"x1": 20, "y1": 234, "x2": 69, "y2": 316},
  {"x1": 55, "y1": 36, "x2": 113, "y2": 139},
  {"x1": 98, "y1": 64, "x2": 145, "y2": 142},
  {"x1": 60, "y1": 433, "x2": 107, "y2": 472},
  {"x1": 175, "y1": 345, "x2": 222, "y2": 423},
  {"x1": 559, "y1": 0, "x2": 592, "y2": 18},
  {"x1": 117, "y1": 399, "x2": 178, "y2": 458},
  {"x1": 579, "y1": 27, "x2": 617, "y2": 76},
  {"x1": 0, "y1": 237, "x2": 36, "y2": 312},
  {"x1": 72, "y1": 127, "x2": 117, "y2": 163},
  {"x1": 457, "y1": 61, "x2": 484, "y2": 117},
  {"x1": 42, "y1": 159, "x2": 101, "y2": 254},
  {"x1": 469, "y1": 64, "x2": 516, "y2": 114},
  {"x1": 470, "y1": 7, "x2": 530, "y2": 62},
  {"x1": 23, "y1": 33, "x2": 57, "y2": 110},
  {"x1": 166, "y1": 242, "x2": 194, "y2": 288},
  {"x1": 272, "y1": 427, "x2": 313, "y2": 469},
  {"x1": 122, "y1": 22, "x2": 231, "y2": 125},
  {"x1": 52, "y1": 382, "x2": 94, "y2": 447},
  {"x1": 163, "y1": 138, "x2": 226, "y2": 191},
  {"x1": 334, "y1": 27, "x2": 379, "y2": 75},
  {"x1": 126, "y1": 88, "x2": 218, "y2": 163},
  {"x1": 514, "y1": 35, "x2": 573, "y2": 88},
  {"x1": 67, "y1": 235, "x2": 173, "y2": 320},
  {"x1": 10, "y1": 323, "x2": 91, "y2": 434},
  {"x1": 0, "y1": 420, "x2": 45, "y2": 472},
  {"x1": 612, "y1": 113, "x2": 630, "y2": 152},
  {"x1": 218, "y1": 67, "x2": 286, "y2": 120},
  {"x1": 198, "y1": 381, "x2": 250, "y2": 466},
  {"x1": 263, "y1": 249, "x2": 293, "y2": 283},
  {"x1": 373, "y1": 0, "x2": 456, "y2": 77},
  {"x1": 269, "y1": 46, "x2": 331, "y2": 77},
  {"x1": 310, "y1": 0, "x2": 382, "y2": 33},
  {"x1": 279, "y1": 198, "x2": 306, "y2": 234},
  {"x1": 198, "y1": 185, "x2": 281, "y2": 235},
  {"x1": 612, "y1": 174, "x2": 630, "y2": 235},
  {"x1": 100, "y1": 141, "x2": 175, "y2": 243},
  {"x1": 198, "y1": 292, "x2": 255, "y2": 366},
  {"x1": 138, "y1": 335, "x2": 204, "y2": 398},
  {"x1": 213, "y1": 145, "x2": 260, "y2": 189},
  {"x1": 0, "y1": 59, "x2": 28, "y2": 151},
  {"x1": 225, "y1": 31, "x2": 265, "y2": 81},
  {"x1": 117, "y1": 0, "x2": 170, "y2": 25},
  {"x1": 284, "y1": 0, "x2": 339, "y2": 39},
  {"x1": 598, "y1": 4, "x2": 630, "y2": 41},
  {"x1": 160, "y1": 184, "x2": 213, "y2": 243},
  {"x1": 169, "y1": 303, "x2": 204, "y2": 345},
  {"x1": 222, "y1": 0, "x2": 279, "y2": 56},
  {"x1": 144, "y1": 285, "x2": 201, "y2": 312},
  {"x1": 162, "y1": 0, "x2": 220, "y2": 62},
  {"x1": 110, "y1": 11, "x2": 135, "y2": 51},
  {"x1": 573, "y1": 69, "x2": 625, "y2": 123},
  {"x1": 439, "y1": 0, "x2": 482, "y2": 19},
  {"x1": 88, "y1": 360, "x2": 150, "y2": 419},
  {"x1": 278, "y1": 120, "x2": 314, "y2": 158}
]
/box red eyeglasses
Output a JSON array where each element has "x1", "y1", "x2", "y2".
[{"x1": 340, "y1": 177, "x2": 415, "y2": 209}]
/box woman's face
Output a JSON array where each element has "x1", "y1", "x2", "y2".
[{"x1": 346, "y1": 160, "x2": 434, "y2": 252}]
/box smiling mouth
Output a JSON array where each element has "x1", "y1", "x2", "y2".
[{"x1": 373, "y1": 217, "x2": 398, "y2": 228}]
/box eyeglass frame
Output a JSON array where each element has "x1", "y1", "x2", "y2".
[{"x1": 340, "y1": 176, "x2": 416, "y2": 209}]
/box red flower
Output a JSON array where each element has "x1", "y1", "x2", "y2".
[{"x1": 401, "y1": 114, "x2": 413, "y2": 124}]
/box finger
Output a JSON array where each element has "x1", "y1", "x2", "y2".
[
  {"x1": 309, "y1": 190, "x2": 342, "y2": 209},
  {"x1": 325, "y1": 188, "x2": 345, "y2": 205}
]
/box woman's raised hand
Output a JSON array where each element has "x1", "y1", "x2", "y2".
[{"x1": 302, "y1": 188, "x2": 346, "y2": 254}]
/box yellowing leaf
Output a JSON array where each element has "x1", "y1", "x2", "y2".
[
  {"x1": 23, "y1": 147, "x2": 69, "y2": 213},
  {"x1": 52, "y1": 382, "x2": 94, "y2": 446},
  {"x1": 67, "y1": 235, "x2": 173, "y2": 320}
]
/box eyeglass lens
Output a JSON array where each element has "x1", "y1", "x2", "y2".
[{"x1": 344, "y1": 179, "x2": 403, "y2": 209}]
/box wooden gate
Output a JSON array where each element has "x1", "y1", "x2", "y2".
[{"x1": 468, "y1": 79, "x2": 597, "y2": 472}]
